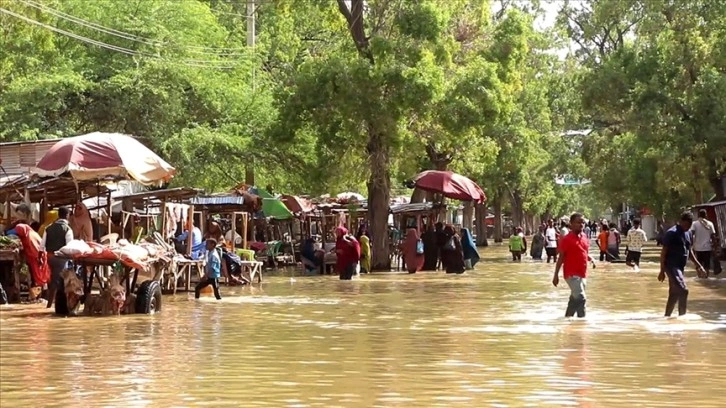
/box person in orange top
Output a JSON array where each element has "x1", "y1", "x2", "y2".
[{"x1": 597, "y1": 224, "x2": 610, "y2": 261}]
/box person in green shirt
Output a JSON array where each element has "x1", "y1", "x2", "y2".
[{"x1": 509, "y1": 227, "x2": 527, "y2": 262}]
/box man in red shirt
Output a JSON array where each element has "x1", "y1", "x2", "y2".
[{"x1": 552, "y1": 213, "x2": 596, "y2": 318}]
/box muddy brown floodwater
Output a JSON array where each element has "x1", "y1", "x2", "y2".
[{"x1": 1, "y1": 243, "x2": 725, "y2": 407}]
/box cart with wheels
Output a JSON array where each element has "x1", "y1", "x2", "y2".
[{"x1": 53, "y1": 256, "x2": 167, "y2": 316}]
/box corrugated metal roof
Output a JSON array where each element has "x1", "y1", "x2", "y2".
[
  {"x1": 190, "y1": 195, "x2": 245, "y2": 206},
  {"x1": 390, "y1": 202, "x2": 435, "y2": 214},
  {"x1": 0, "y1": 139, "x2": 59, "y2": 175}
]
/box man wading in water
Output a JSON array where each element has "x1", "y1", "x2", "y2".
[
  {"x1": 658, "y1": 212, "x2": 705, "y2": 317},
  {"x1": 552, "y1": 213, "x2": 596, "y2": 318}
]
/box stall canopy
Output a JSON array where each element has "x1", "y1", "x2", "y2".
[
  {"x1": 281, "y1": 194, "x2": 314, "y2": 214},
  {"x1": 32, "y1": 132, "x2": 176, "y2": 185},
  {"x1": 248, "y1": 187, "x2": 293, "y2": 220},
  {"x1": 413, "y1": 170, "x2": 486, "y2": 203}
]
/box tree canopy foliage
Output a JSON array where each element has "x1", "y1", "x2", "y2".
[{"x1": 2, "y1": 0, "x2": 724, "y2": 265}]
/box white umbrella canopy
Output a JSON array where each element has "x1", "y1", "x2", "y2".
[{"x1": 32, "y1": 132, "x2": 175, "y2": 185}]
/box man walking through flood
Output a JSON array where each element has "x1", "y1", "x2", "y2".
[
  {"x1": 544, "y1": 219, "x2": 558, "y2": 263},
  {"x1": 659, "y1": 212, "x2": 706, "y2": 317},
  {"x1": 552, "y1": 213, "x2": 596, "y2": 318},
  {"x1": 625, "y1": 219, "x2": 647, "y2": 271}
]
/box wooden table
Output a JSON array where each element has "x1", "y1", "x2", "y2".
[
  {"x1": 239, "y1": 261, "x2": 263, "y2": 283},
  {"x1": 176, "y1": 259, "x2": 205, "y2": 292}
]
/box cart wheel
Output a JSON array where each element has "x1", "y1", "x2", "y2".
[
  {"x1": 54, "y1": 281, "x2": 69, "y2": 316},
  {"x1": 135, "y1": 280, "x2": 162, "y2": 314}
]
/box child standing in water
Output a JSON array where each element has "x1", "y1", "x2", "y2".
[
  {"x1": 195, "y1": 239, "x2": 222, "y2": 300},
  {"x1": 552, "y1": 213, "x2": 596, "y2": 318}
]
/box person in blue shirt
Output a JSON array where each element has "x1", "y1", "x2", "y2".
[
  {"x1": 658, "y1": 212, "x2": 705, "y2": 317},
  {"x1": 175, "y1": 225, "x2": 204, "y2": 259},
  {"x1": 195, "y1": 239, "x2": 222, "y2": 300}
]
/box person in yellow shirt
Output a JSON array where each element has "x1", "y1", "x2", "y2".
[{"x1": 509, "y1": 227, "x2": 527, "y2": 262}]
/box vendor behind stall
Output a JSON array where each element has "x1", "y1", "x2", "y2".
[
  {"x1": 41, "y1": 207, "x2": 74, "y2": 308},
  {"x1": 175, "y1": 222, "x2": 204, "y2": 259}
]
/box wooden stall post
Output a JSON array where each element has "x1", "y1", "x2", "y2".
[
  {"x1": 160, "y1": 198, "x2": 167, "y2": 238},
  {"x1": 106, "y1": 190, "x2": 112, "y2": 235},
  {"x1": 242, "y1": 212, "x2": 248, "y2": 249},
  {"x1": 231, "y1": 211, "x2": 237, "y2": 251},
  {"x1": 186, "y1": 204, "x2": 195, "y2": 256}
]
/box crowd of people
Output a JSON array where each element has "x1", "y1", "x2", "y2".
[{"x1": 299, "y1": 221, "x2": 482, "y2": 280}]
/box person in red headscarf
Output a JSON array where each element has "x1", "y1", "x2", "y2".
[
  {"x1": 335, "y1": 227, "x2": 360, "y2": 280},
  {"x1": 12, "y1": 223, "x2": 51, "y2": 290},
  {"x1": 401, "y1": 228, "x2": 424, "y2": 274}
]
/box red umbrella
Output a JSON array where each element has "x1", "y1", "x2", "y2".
[
  {"x1": 413, "y1": 170, "x2": 486, "y2": 202},
  {"x1": 33, "y1": 132, "x2": 175, "y2": 185}
]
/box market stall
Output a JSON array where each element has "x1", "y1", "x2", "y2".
[{"x1": 188, "y1": 195, "x2": 262, "y2": 284}]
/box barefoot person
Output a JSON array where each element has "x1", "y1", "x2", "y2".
[
  {"x1": 195, "y1": 239, "x2": 222, "y2": 300},
  {"x1": 658, "y1": 212, "x2": 705, "y2": 317},
  {"x1": 552, "y1": 213, "x2": 596, "y2": 318}
]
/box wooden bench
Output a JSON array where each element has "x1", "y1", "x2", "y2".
[
  {"x1": 240, "y1": 261, "x2": 263, "y2": 283},
  {"x1": 176, "y1": 259, "x2": 205, "y2": 292}
]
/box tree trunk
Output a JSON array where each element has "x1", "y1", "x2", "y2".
[
  {"x1": 367, "y1": 125, "x2": 391, "y2": 271},
  {"x1": 462, "y1": 201, "x2": 474, "y2": 231},
  {"x1": 493, "y1": 197, "x2": 503, "y2": 243},
  {"x1": 708, "y1": 171, "x2": 725, "y2": 200},
  {"x1": 410, "y1": 187, "x2": 427, "y2": 203},
  {"x1": 475, "y1": 202, "x2": 488, "y2": 247}
]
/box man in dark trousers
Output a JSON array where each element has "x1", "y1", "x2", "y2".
[
  {"x1": 42, "y1": 206, "x2": 74, "y2": 308},
  {"x1": 658, "y1": 212, "x2": 705, "y2": 317}
]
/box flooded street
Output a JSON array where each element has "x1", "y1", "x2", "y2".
[{"x1": 1, "y1": 244, "x2": 725, "y2": 407}]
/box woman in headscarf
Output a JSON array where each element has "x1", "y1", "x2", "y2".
[
  {"x1": 421, "y1": 223, "x2": 438, "y2": 271},
  {"x1": 301, "y1": 237, "x2": 323, "y2": 275},
  {"x1": 205, "y1": 221, "x2": 226, "y2": 245},
  {"x1": 530, "y1": 225, "x2": 545, "y2": 261},
  {"x1": 335, "y1": 227, "x2": 361, "y2": 280},
  {"x1": 401, "y1": 228, "x2": 424, "y2": 274},
  {"x1": 12, "y1": 223, "x2": 50, "y2": 290},
  {"x1": 441, "y1": 225, "x2": 465, "y2": 274},
  {"x1": 460, "y1": 228, "x2": 480, "y2": 270},
  {"x1": 69, "y1": 202, "x2": 93, "y2": 242},
  {"x1": 359, "y1": 235, "x2": 372, "y2": 274}
]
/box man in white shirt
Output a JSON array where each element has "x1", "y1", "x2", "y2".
[
  {"x1": 625, "y1": 218, "x2": 647, "y2": 271},
  {"x1": 690, "y1": 209, "x2": 716, "y2": 276},
  {"x1": 545, "y1": 219, "x2": 559, "y2": 263}
]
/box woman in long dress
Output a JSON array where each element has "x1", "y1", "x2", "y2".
[
  {"x1": 401, "y1": 228, "x2": 424, "y2": 274},
  {"x1": 530, "y1": 225, "x2": 545, "y2": 260},
  {"x1": 460, "y1": 228, "x2": 480, "y2": 270},
  {"x1": 441, "y1": 225, "x2": 465, "y2": 274},
  {"x1": 421, "y1": 224, "x2": 438, "y2": 271},
  {"x1": 12, "y1": 223, "x2": 50, "y2": 290},
  {"x1": 335, "y1": 227, "x2": 361, "y2": 280},
  {"x1": 359, "y1": 235, "x2": 372, "y2": 274},
  {"x1": 70, "y1": 202, "x2": 93, "y2": 241}
]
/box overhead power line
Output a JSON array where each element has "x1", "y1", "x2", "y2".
[
  {"x1": 0, "y1": 7, "x2": 242, "y2": 69},
  {"x1": 17, "y1": 0, "x2": 253, "y2": 55}
]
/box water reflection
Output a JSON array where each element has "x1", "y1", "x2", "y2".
[{"x1": 1, "y1": 245, "x2": 725, "y2": 406}]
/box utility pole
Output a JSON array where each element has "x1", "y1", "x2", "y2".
[{"x1": 244, "y1": 0, "x2": 256, "y2": 187}]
